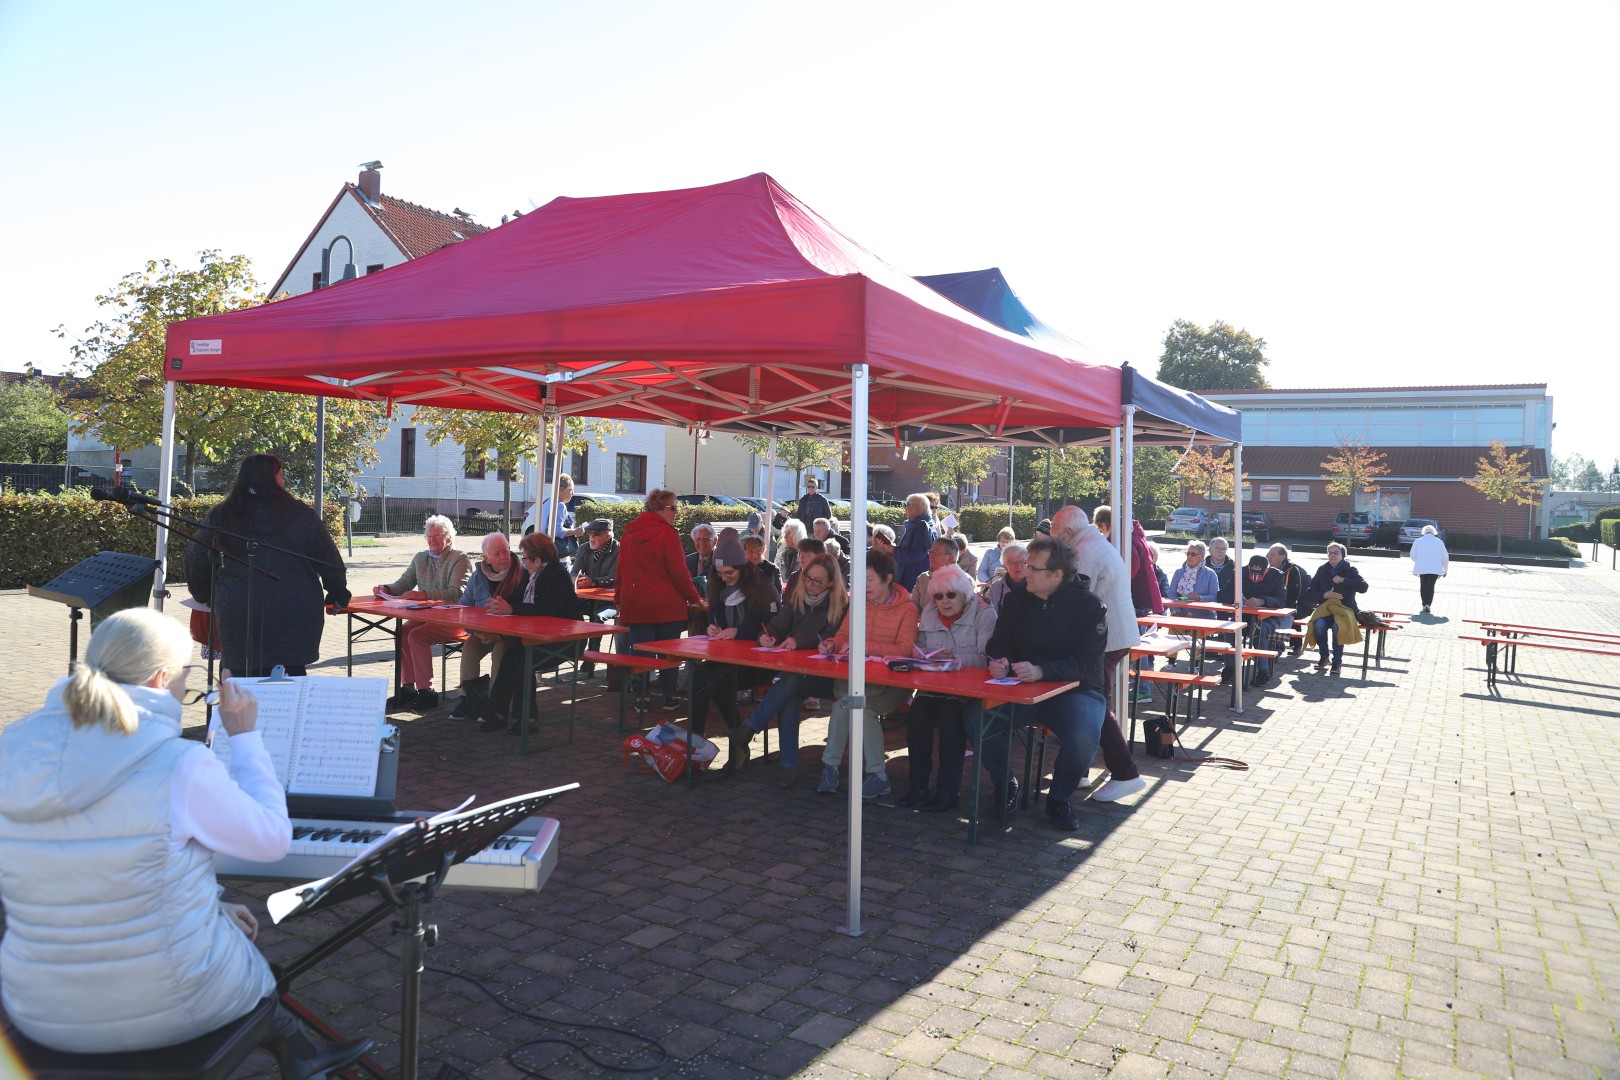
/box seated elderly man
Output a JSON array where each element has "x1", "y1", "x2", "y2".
[
  {"x1": 686, "y1": 522, "x2": 718, "y2": 634},
  {"x1": 984, "y1": 538, "x2": 1109, "y2": 832},
  {"x1": 449, "y1": 531, "x2": 520, "y2": 719},
  {"x1": 571, "y1": 518, "x2": 619, "y2": 679},
  {"x1": 911, "y1": 536, "x2": 959, "y2": 612}
]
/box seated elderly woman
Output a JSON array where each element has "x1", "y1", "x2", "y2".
[
  {"x1": 476, "y1": 531, "x2": 581, "y2": 733},
  {"x1": 686, "y1": 530, "x2": 780, "y2": 765},
  {"x1": 977, "y1": 526, "x2": 1016, "y2": 582},
  {"x1": 737, "y1": 552, "x2": 847, "y2": 786},
  {"x1": 0, "y1": 609, "x2": 369, "y2": 1076},
  {"x1": 1164, "y1": 539, "x2": 1220, "y2": 617},
  {"x1": 375, "y1": 514, "x2": 471, "y2": 711},
  {"x1": 899, "y1": 565, "x2": 998, "y2": 815},
  {"x1": 985, "y1": 542, "x2": 1029, "y2": 611}
]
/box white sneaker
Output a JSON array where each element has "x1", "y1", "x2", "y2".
[{"x1": 1092, "y1": 776, "x2": 1147, "y2": 803}]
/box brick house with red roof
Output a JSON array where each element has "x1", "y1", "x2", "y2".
[{"x1": 1178, "y1": 384, "x2": 1552, "y2": 541}]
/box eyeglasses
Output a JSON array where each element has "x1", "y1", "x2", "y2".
[
  {"x1": 658, "y1": 504, "x2": 677, "y2": 513},
  {"x1": 1026, "y1": 564, "x2": 1061, "y2": 575},
  {"x1": 930, "y1": 590, "x2": 960, "y2": 601},
  {"x1": 803, "y1": 574, "x2": 830, "y2": 586}
]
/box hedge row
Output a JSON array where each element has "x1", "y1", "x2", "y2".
[
  {"x1": 0, "y1": 491, "x2": 347, "y2": 591},
  {"x1": 1604, "y1": 518, "x2": 1617, "y2": 548}
]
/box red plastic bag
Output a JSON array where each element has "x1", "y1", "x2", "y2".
[{"x1": 622, "y1": 727, "x2": 717, "y2": 783}]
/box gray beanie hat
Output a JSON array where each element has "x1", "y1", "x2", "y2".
[{"x1": 713, "y1": 527, "x2": 747, "y2": 568}]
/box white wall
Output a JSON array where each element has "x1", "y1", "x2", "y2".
[{"x1": 274, "y1": 192, "x2": 407, "y2": 296}]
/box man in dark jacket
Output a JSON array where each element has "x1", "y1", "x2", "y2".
[
  {"x1": 1268, "y1": 542, "x2": 1307, "y2": 657},
  {"x1": 795, "y1": 476, "x2": 830, "y2": 532},
  {"x1": 1219, "y1": 554, "x2": 1286, "y2": 686},
  {"x1": 984, "y1": 538, "x2": 1109, "y2": 832},
  {"x1": 573, "y1": 519, "x2": 620, "y2": 587}
]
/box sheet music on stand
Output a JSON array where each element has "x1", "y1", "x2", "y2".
[
  {"x1": 208, "y1": 674, "x2": 389, "y2": 799},
  {"x1": 266, "y1": 785, "x2": 579, "y2": 924}
]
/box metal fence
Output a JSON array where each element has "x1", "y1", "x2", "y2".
[
  {"x1": 348, "y1": 475, "x2": 530, "y2": 535},
  {"x1": 0, "y1": 462, "x2": 161, "y2": 495}
]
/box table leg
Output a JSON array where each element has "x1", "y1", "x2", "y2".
[
  {"x1": 685, "y1": 659, "x2": 697, "y2": 788},
  {"x1": 518, "y1": 642, "x2": 535, "y2": 755},
  {"x1": 967, "y1": 707, "x2": 984, "y2": 845}
]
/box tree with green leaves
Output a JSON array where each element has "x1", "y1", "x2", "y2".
[
  {"x1": 1019, "y1": 446, "x2": 1108, "y2": 510},
  {"x1": 1320, "y1": 437, "x2": 1390, "y2": 501},
  {"x1": 413, "y1": 408, "x2": 623, "y2": 533},
  {"x1": 1155, "y1": 319, "x2": 1271, "y2": 392},
  {"x1": 0, "y1": 379, "x2": 68, "y2": 464},
  {"x1": 1130, "y1": 447, "x2": 1183, "y2": 522},
  {"x1": 732, "y1": 434, "x2": 842, "y2": 499},
  {"x1": 1466, "y1": 440, "x2": 1547, "y2": 557},
  {"x1": 58, "y1": 251, "x2": 388, "y2": 491},
  {"x1": 914, "y1": 445, "x2": 1001, "y2": 507}
]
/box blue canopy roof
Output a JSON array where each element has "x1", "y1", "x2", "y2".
[{"x1": 916, "y1": 268, "x2": 1242, "y2": 444}]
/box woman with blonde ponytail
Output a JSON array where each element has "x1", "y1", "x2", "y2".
[{"x1": 0, "y1": 609, "x2": 371, "y2": 1075}]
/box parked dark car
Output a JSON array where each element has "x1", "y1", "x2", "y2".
[
  {"x1": 1397, "y1": 518, "x2": 1447, "y2": 548},
  {"x1": 520, "y1": 491, "x2": 627, "y2": 535},
  {"x1": 1242, "y1": 512, "x2": 1274, "y2": 544}
]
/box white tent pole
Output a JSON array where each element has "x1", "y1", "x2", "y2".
[
  {"x1": 548, "y1": 413, "x2": 565, "y2": 534},
  {"x1": 1109, "y1": 425, "x2": 1124, "y2": 718},
  {"x1": 766, "y1": 432, "x2": 779, "y2": 559},
  {"x1": 151, "y1": 380, "x2": 177, "y2": 612},
  {"x1": 1121, "y1": 407, "x2": 1136, "y2": 563},
  {"x1": 314, "y1": 396, "x2": 326, "y2": 523},
  {"x1": 1232, "y1": 442, "x2": 1245, "y2": 714},
  {"x1": 845, "y1": 363, "x2": 869, "y2": 938}
]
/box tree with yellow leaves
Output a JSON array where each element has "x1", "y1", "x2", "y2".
[{"x1": 1466, "y1": 440, "x2": 1547, "y2": 557}]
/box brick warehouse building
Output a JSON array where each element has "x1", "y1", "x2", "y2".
[{"x1": 1178, "y1": 384, "x2": 1551, "y2": 540}]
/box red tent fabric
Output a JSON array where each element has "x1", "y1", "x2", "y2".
[{"x1": 163, "y1": 173, "x2": 1120, "y2": 438}]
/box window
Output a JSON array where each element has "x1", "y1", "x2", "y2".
[
  {"x1": 496, "y1": 456, "x2": 517, "y2": 482},
  {"x1": 366, "y1": 263, "x2": 385, "y2": 275},
  {"x1": 1240, "y1": 481, "x2": 1252, "y2": 500},
  {"x1": 311, "y1": 271, "x2": 323, "y2": 291},
  {"x1": 463, "y1": 448, "x2": 486, "y2": 480},
  {"x1": 615, "y1": 453, "x2": 647, "y2": 494},
  {"x1": 570, "y1": 447, "x2": 589, "y2": 485},
  {"x1": 1288, "y1": 485, "x2": 1311, "y2": 503},
  {"x1": 400, "y1": 428, "x2": 416, "y2": 477},
  {"x1": 1259, "y1": 484, "x2": 1281, "y2": 502}
]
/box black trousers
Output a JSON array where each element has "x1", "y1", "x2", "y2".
[
  {"x1": 1419, "y1": 574, "x2": 1439, "y2": 607},
  {"x1": 905, "y1": 695, "x2": 967, "y2": 797}
]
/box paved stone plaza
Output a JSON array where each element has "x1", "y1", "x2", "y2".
[{"x1": 3, "y1": 535, "x2": 1618, "y2": 1078}]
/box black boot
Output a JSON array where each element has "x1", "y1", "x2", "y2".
[
  {"x1": 725, "y1": 724, "x2": 753, "y2": 771},
  {"x1": 450, "y1": 675, "x2": 489, "y2": 721},
  {"x1": 265, "y1": 1006, "x2": 373, "y2": 1080}
]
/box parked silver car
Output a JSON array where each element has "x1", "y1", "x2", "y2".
[
  {"x1": 1397, "y1": 518, "x2": 1447, "y2": 548},
  {"x1": 1164, "y1": 507, "x2": 1215, "y2": 537}
]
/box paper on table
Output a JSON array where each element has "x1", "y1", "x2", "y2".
[
  {"x1": 984, "y1": 677, "x2": 1022, "y2": 686},
  {"x1": 751, "y1": 646, "x2": 792, "y2": 653}
]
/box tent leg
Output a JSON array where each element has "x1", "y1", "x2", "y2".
[
  {"x1": 844, "y1": 364, "x2": 869, "y2": 938},
  {"x1": 765, "y1": 432, "x2": 779, "y2": 559},
  {"x1": 1232, "y1": 442, "x2": 1244, "y2": 715},
  {"x1": 152, "y1": 380, "x2": 177, "y2": 611},
  {"x1": 1109, "y1": 427, "x2": 1124, "y2": 722},
  {"x1": 314, "y1": 396, "x2": 326, "y2": 522}
]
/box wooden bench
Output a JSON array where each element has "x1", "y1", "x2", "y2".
[
  {"x1": 1465, "y1": 618, "x2": 1620, "y2": 644},
  {"x1": 583, "y1": 650, "x2": 682, "y2": 733},
  {"x1": 1459, "y1": 635, "x2": 1620, "y2": 688}
]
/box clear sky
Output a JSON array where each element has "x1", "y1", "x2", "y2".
[{"x1": 1, "y1": 1, "x2": 1614, "y2": 465}]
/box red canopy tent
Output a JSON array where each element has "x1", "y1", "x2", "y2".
[{"x1": 158, "y1": 173, "x2": 1126, "y2": 932}]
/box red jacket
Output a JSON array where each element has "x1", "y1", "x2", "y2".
[
  {"x1": 615, "y1": 510, "x2": 703, "y2": 624},
  {"x1": 1129, "y1": 519, "x2": 1165, "y2": 615}
]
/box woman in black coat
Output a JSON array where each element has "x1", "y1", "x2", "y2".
[
  {"x1": 688, "y1": 530, "x2": 779, "y2": 762},
  {"x1": 183, "y1": 455, "x2": 349, "y2": 677},
  {"x1": 477, "y1": 531, "x2": 581, "y2": 732}
]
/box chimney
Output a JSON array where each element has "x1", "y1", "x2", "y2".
[{"x1": 358, "y1": 161, "x2": 382, "y2": 202}]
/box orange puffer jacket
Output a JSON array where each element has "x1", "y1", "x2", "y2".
[{"x1": 827, "y1": 585, "x2": 918, "y2": 657}]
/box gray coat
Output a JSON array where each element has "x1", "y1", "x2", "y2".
[{"x1": 184, "y1": 502, "x2": 349, "y2": 675}]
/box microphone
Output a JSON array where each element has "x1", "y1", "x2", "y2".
[{"x1": 91, "y1": 486, "x2": 165, "y2": 508}]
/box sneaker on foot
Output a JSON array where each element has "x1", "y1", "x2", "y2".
[
  {"x1": 816, "y1": 764, "x2": 840, "y2": 794},
  {"x1": 448, "y1": 697, "x2": 473, "y2": 720},
  {"x1": 804, "y1": 696, "x2": 822, "y2": 710},
  {"x1": 1046, "y1": 798, "x2": 1080, "y2": 832},
  {"x1": 415, "y1": 688, "x2": 439, "y2": 709},
  {"x1": 661, "y1": 695, "x2": 681, "y2": 712},
  {"x1": 860, "y1": 773, "x2": 892, "y2": 800},
  {"x1": 1133, "y1": 685, "x2": 1154, "y2": 702},
  {"x1": 1092, "y1": 776, "x2": 1147, "y2": 803}
]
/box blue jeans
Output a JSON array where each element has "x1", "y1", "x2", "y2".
[
  {"x1": 1013, "y1": 688, "x2": 1106, "y2": 803},
  {"x1": 746, "y1": 673, "x2": 833, "y2": 767},
  {"x1": 1312, "y1": 616, "x2": 1345, "y2": 665},
  {"x1": 621, "y1": 621, "x2": 686, "y2": 698}
]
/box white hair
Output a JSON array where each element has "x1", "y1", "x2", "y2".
[
  {"x1": 930, "y1": 565, "x2": 975, "y2": 597},
  {"x1": 1421, "y1": 524, "x2": 1437, "y2": 536},
  {"x1": 1051, "y1": 505, "x2": 1088, "y2": 542},
  {"x1": 1186, "y1": 539, "x2": 1209, "y2": 557},
  {"x1": 824, "y1": 538, "x2": 843, "y2": 557},
  {"x1": 424, "y1": 514, "x2": 457, "y2": 543},
  {"x1": 481, "y1": 532, "x2": 511, "y2": 555},
  {"x1": 691, "y1": 523, "x2": 716, "y2": 540},
  {"x1": 63, "y1": 608, "x2": 191, "y2": 735},
  {"x1": 781, "y1": 519, "x2": 807, "y2": 546}
]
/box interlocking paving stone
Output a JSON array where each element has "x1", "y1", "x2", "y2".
[{"x1": 5, "y1": 536, "x2": 1620, "y2": 1075}]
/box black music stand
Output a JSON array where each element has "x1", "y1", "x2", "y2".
[
  {"x1": 269, "y1": 785, "x2": 579, "y2": 1080},
  {"x1": 27, "y1": 551, "x2": 160, "y2": 669}
]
